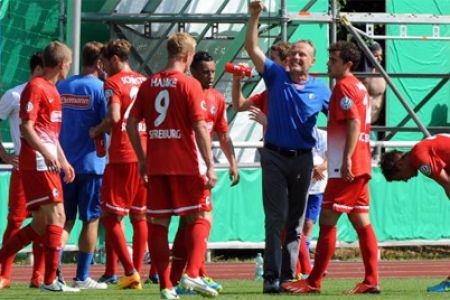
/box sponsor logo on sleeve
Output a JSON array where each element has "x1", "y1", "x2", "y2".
[
  {"x1": 419, "y1": 164, "x2": 432, "y2": 176},
  {"x1": 201, "y1": 100, "x2": 207, "y2": 111},
  {"x1": 50, "y1": 111, "x2": 62, "y2": 123},
  {"x1": 52, "y1": 188, "x2": 59, "y2": 197},
  {"x1": 211, "y1": 105, "x2": 217, "y2": 115},
  {"x1": 26, "y1": 102, "x2": 33, "y2": 112},
  {"x1": 105, "y1": 89, "x2": 114, "y2": 99},
  {"x1": 340, "y1": 96, "x2": 353, "y2": 111}
]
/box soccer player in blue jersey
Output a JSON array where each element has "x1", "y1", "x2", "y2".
[{"x1": 57, "y1": 42, "x2": 108, "y2": 289}]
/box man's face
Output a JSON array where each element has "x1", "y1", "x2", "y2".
[
  {"x1": 327, "y1": 51, "x2": 349, "y2": 79},
  {"x1": 391, "y1": 155, "x2": 418, "y2": 182},
  {"x1": 288, "y1": 42, "x2": 315, "y2": 75},
  {"x1": 372, "y1": 49, "x2": 383, "y2": 64},
  {"x1": 192, "y1": 60, "x2": 215, "y2": 89}
]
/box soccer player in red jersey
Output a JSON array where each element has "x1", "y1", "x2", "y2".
[
  {"x1": 0, "y1": 52, "x2": 46, "y2": 289},
  {"x1": 282, "y1": 41, "x2": 380, "y2": 294},
  {"x1": 380, "y1": 134, "x2": 450, "y2": 293},
  {"x1": 169, "y1": 51, "x2": 239, "y2": 293},
  {"x1": 89, "y1": 39, "x2": 148, "y2": 289},
  {"x1": 127, "y1": 32, "x2": 218, "y2": 299},
  {"x1": 0, "y1": 41, "x2": 79, "y2": 292}
]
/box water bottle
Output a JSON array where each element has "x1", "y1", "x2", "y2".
[
  {"x1": 95, "y1": 135, "x2": 106, "y2": 157},
  {"x1": 255, "y1": 253, "x2": 264, "y2": 280},
  {"x1": 224, "y1": 62, "x2": 253, "y2": 77}
]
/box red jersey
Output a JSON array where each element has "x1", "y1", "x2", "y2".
[
  {"x1": 19, "y1": 77, "x2": 62, "y2": 171},
  {"x1": 248, "y1": 90, "x2": 268, "y2": 115},
  {"x1": 204, "y1": 88, "x2": 228, "y2": 137},
  {"x1": 327, "y1": 75, "x2": 371, "y2": 178},
  {"x1": 104, "y1": 70, "x2": 147, "y2": 164},
  {"x1": 130, "y1": 70, "x2": 206, "y2": 175},
  {"x1": 410, "y1": 134, "x2": 450, "y2": 181}
]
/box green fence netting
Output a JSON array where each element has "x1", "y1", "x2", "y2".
[{"x1": 386, "y1": 0, "x2": 450, "y2": 141}]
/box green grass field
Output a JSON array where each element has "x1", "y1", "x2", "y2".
[{"x1": 0, "y1": 278, "x2": 448, "y2": 299}]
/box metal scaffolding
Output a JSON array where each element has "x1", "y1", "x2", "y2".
[{"x1": 79, "y1": 0, "x2": 450, "y2": 142}]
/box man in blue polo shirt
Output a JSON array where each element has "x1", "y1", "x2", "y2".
[
  {"x1": 57, "y1": 42, "x2": 108, "y2": 289},
  {"x1": 245, "y1": 1, "x2": 330, "y2": 293}
]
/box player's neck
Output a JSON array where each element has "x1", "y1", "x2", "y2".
[
  {"x1": 165, "y1": 59, "x2": 187, "y2": 74},
  {"x1": 42, "y1": 69, "x2": 61, "y2": 85}
]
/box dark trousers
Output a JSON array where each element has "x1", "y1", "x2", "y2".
[{"x1": 259, "y1": 147, "x2": 313, "y2": 282}]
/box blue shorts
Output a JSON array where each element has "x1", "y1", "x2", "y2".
[
  {"x1": 305, "y1": 193, "x2": 323, "y2": 223},
  {"x1": 63, "y1": 174, "x2": 102, "y2": 222}
]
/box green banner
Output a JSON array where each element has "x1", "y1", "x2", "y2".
[{"x1": 1, "y1": 167, "x2": 449, "y2": 248}]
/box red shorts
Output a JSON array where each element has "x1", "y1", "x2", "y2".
[
  {"x1": 147, "y1": 175, "x2": 212, "y2": 217},
  {"x1": 8, "y1": 169, "x2": 30, "y2": 221},
  {"x1": 322, "y1": 175, "x2": 370, "y2": 213},
  {"x1": 20, "y1": 170, "x2": 63, "y2": 211},
  {"x1": 101, "y1": 162, "x2": 147, "y2": 216}
]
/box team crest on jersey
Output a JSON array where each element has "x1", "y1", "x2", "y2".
[
  {"x1": 340, "y1": 96, "x2": 353, "y2": 111},
  {"x1": 52, "y1": 188, "x2": 59, "y2": 197},
  {"x1": 419, "y1": 164, "x2": 432, "y2": 176},
  {"x1": 309, "y1": 93, "x2": 316, "y2": 100},
  {"x1": 26, "y1": 102, "x2": 33, "y2": 112},
  {"x1": 210, "y1": 105, "x2": 217, "y2": 115},
  {"x1": 105, "y1": 89, "x2": 114, "y2": 99},
  {"x1": 201, "y1": 100, "x2": 207, "y2": 111}
]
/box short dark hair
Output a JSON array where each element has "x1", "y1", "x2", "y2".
[
  {"x1": 191, "y1": 51, "x2": 214, "y2": 70},
  {"x1": 29, "y1": 51, "x2": 43, "y2": 73},
  {"x1": 329, "y1": 41, "x2": 361, "y2": 71},
  {"x1": 43, "y1": 41, "x2": 72, "y2": 68},
  {"x1": 82, "y1": 41, "x2": 104, "y2": 67},
  {"x1": 270, "y1": 41, "x2": 291, "y2": 61},
  {"x1": 379, "y1": 150, "x2": 405, "y2": 181},
  {"x1": 102, "y1": 39, "x2": 131, "y2": 61}
]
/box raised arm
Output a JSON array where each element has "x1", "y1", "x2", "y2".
[
  {"x1": 231, "y1": 75, "x2": 253, "y2": 112},
  {"x1": 245, "y1": 0, "x2": 266, "y2": 74}
]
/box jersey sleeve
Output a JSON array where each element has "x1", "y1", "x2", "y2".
[
  {"x1": 410, "y1": 144, "x2": 443, "y2": 180},
  {"x1": 0, "y1": 89, "x2": 17, "y2": 121},
  {"x1": 19, "y1": 84, "x2": 43, "y2": 122},
  {"x1": 249, "y1": 91, "x2": 265, "y2": 111},
  {"x1": 333, "y1": 82, "x2": 361, "y2": 122},
  {"x1": 321, "y1": 85, "x2": 331, "y2": 115},
  {"x1": 213, "y1": 93, "x2": 228, "y2": 134},
  {"x1": 186, "y1": 79, "x2": 207, "y2": 123},
  {"x1": 104, "y1": 79, "x2": 121, "y2": 106},
  {"x1": 129, "y1": 83, "x2": 145, "y2": 121}
]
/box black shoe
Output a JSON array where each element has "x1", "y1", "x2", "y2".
[{"x1": 263, "y1": 278, "x2": 280, "y2": 293}]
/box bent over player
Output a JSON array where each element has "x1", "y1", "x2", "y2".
[{"x1": 380, "y1": 134, "x2": 450, "y2": 293}]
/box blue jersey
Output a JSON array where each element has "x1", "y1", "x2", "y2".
[
  {"x1": 263, "y1": 58, "x2": 330, "y2": 149},
  {"x1": 58, "y1": 75, "x2": 107, "y2": 175}
]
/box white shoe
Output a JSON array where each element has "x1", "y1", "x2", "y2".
[
  {"x1": 180, "y1": 274, "x2": 218, "y2": 298},
  {"x1": 40, "y1": 280, "x2": 80, "y2": 292},
  {"x1": 73, "y1": 277, "x2": 108, "y2": 289}
]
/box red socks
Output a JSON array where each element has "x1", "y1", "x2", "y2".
[
  {"x1": 32, "y1": 235, "x2": 45, "y2": 280},
  {"x1": 44, "y1": 225, "x2": 63, "y2": 285},
  {"x1": 0, "y1": 224, "x2": 39, "y2": 263},
  {"x1": 131, "y1": 217, "x2": 147, "y2": 273},
  {"x1": 170, "y1": 226, "x2": 187, "y2": 284},
  {"x1": 149, "y1": 223, "x2": 171, "y2": 290},
  {"x1": 308, "y1": 225, "x2": 336, "y2": 288},
  {"x1": 104, "y1": 234, "x2": 118, "y2": 277},
  {"x1": 146, "y1": 222, "x2": 158, "y2": 277},
  {"x1": 185, "y1": 218, "x2": 211, "y2": 278},
  {"x1": 102, "y1": 215, "x2": 135, "y2": 275},
  {"x1": 0, "y1": 219, "x2": 23, "y2": 278},
  {"x1": 298, "y1": 235, "x2": 311, "y2": 275},
  {"x1": 357, "y1": 224, "x2": 379, "y2": 286}
]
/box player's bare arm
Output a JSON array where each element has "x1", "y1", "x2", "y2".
[
  {"x1": 434, "y1": 168, "x2": 450, "y2": 200},
  {"x1": 217, "y1": 132, "x2": 240, "y2": 186},
  {"x1": 342, "y1": 118, "x2": 360, "y2": 182},
  {"x1": 248, "y1": 105, "x2": 267, "y2": 127},
  {"x1": 89, "y1": 102, "x2": 121, "y2": 138},
  {"x1": 193, "y1": 120, "x2": 217, "y2": 189},
  {"x1": 20, "y1": 119, "x2": 60, "y2": 172},
  {"x1": 0, "y1": 123, "x2": 18, "y2": 169},
  {"x1": 245, "y1": 0, "x2": 266, "y2": 74},
  {"x1": 231, "y1": 71, "x2": 253, "y2": 112},
  {"x1": 56, "y1": 141, "x2": 75, "y2": 183},
  {"x1": 126, "y1": 116, "x2": 148, "y2": 184}
]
